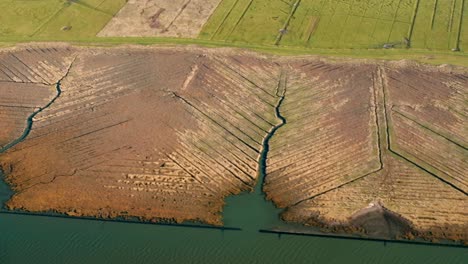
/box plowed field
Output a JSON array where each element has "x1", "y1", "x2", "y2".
[{"x1": 0, "y1": 46, "x2": 466, "y2": 243}]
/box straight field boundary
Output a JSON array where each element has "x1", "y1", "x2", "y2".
[
  {"x1": 275, "y1": 0, "x2": 302, "y2": 45},
  {"x1": 0, "y1": 36, "x2": 467, "y2": 66},
  {"x1": 407, "y1": 0, "x2": 421, "y2": 47},
  {"x1": 259, "y1": 229, "x2": 468, "y2": 248},
  {"x1": 455, "y1": 0, "x2": 466, "y2": 50}
]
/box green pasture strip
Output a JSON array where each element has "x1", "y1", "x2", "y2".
[
  {"x1": 456, "y1": 0, "x2": 466, "y2": 50},
  {"x1": 202, "y1": 0, "x2": 253, "y2": 41},
  {"x1": 74, "y1": 0, "x2": 126, "y2": 15},
  {"x1": 1, "y1": 36, "x2": 467, "y2": 66},
  {"x1": 211, "y1": 0, "x2": 251, "y2": 41},
  {"x1": 226, "y1": 0, "x2": 254, "y2": 41},
  {"x1": 275, "y1": 0, "x2": 301, "y2": 45},
  {"x1": 0, "y1": 0, "x2": 64, "y2": 37},
  {"x1": 448, "y1": 0, "x2": 460, "y2": 49},
  {"x1": 225, "y1": 0, "x2": 292, "y2": 44},
  {"x1": 449, "y1": 0, "x2": 457, "y2": 32},
  {"x1": 268, "y1": 0, "x2": 417, "y2": 49},
  {"x1": 0, "y1": 0, "x2": 466, "y2": 64},
  {"x1": 356, "y1": 0, "x2": 381, "y2": 46},
  {"x1": 410, "y1": 0, "x2": 466, "y2": 51},
  {"x1": 0, "y1": 0, "x2": 126, "y2": 39},
  {"x1": 201, "y1": 0, "x2": 297, "y2": 44},
  {"x1": 407, "y1": 0, "x2": 421, "y2": 46},
  {"x1": 430, "y1": 0, "x2": 438, "y2": 29},
  {"x1": 35, "y1": 4, "x2": 111, "y2": 39},
  {"x1": 386, "y1": 0, "x2": 408, "y2": 43},
  {"x1": 199, "y1": 0, "x2": 240, "y2": 39}
]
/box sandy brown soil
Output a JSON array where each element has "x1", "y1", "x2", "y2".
[
  {"x1": 0, "y1": 82, "x2": 53, "y2": 149},
  {"x1": 0, "y1": 45, "x2": 466, "y2": 243},
  {"x1": 0, "y1": 46, "x2": 280, "y2": 225},
  {"x1": 98, "y1": 0, "x2": 221, "y2": 38},
  {"x1": 265, "y1": 62, "x2": 381, "y2": 207},
  {"x1": 0, "y1": 47, "x2": 76, "y2": 149},
  {"x1": 269, "y1": 63, "x2": 468, "y2": 243}
]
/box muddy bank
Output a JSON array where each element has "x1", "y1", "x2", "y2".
[
  {"x1": 0, "y1": 45, "x2": 466, "y2": 244},
  {"x1": 0, "y1": 45, "x2": 281, "y2": 225}
]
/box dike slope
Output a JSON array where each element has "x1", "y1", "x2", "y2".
[{"x1": 0, "y1": 46, "x2": 466, "y2": 243}]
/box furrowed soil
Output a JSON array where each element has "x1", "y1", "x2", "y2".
[
  {"x1": 271, "y1": 61, "x2": 468, "y2": 243},
  {"x1": 0, "y1": 45, "x2": 280, "y2": 225},
  {"x1": 0, "y1": 45, "x2": 466, "y2": 243},
  {"x1": 0, "y1": 46, "x2": 76, "y2": 149}
]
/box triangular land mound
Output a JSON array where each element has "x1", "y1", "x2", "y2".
[{"x1": 349, "y1": 203, "x2": 414, "y2": 239}]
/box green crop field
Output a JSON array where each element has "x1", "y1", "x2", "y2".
[
  {"x1": 0, "y1": 0, "x2": 466, "y2": 66},
  {"x1": 200, "y1": 0, "x2": 467, "y2": 51},
  {"x1": 0, "y1": 0, "x2": 127, "y2": 39},
  {"x1": 411, "y1": 0, "x2": 467, "y2": 50}
]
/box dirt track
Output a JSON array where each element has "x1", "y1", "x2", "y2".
[{"x1": 0, "y1": 45, "x2": 466, "y2": 242}]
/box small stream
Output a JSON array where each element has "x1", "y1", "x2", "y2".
[
  {"x1": 223, "y1": 72, "x2": 287, "y2": 231},
  {"x1": 0, "y1": 82, "x2": 62, "y2": 154},
  {"x1": 0, "y1": 81, "x2": 63, "y2": 210}
]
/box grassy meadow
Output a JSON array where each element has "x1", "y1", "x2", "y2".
[
  {"x1": 0, "y1": 0, "x2": 127, "y2": 39},
  {"x1": 0, "y1": 0, "x2": 466, "y2": 65},
  {"x1": 200, "y1": 0, "x2": 467, "y2": 52}
]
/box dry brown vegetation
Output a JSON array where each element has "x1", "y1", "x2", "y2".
[
  {"x1": 0, "y1": 47, "x2": 76, "y2": 149},
  {"x1": 0, "y1": 46, "x2": 281, "y2": 225},
  {"x1": 265, "y1": 62, "x2": 381, "y2": 207},
  {"x1": 0, "y1": 45, "x2": 466, "y2": 243},
  {"x1": 98, "y1": 0, "x2": 221, "y2": 38},
  {"x1": 268, "y1": 62, "x2": 468, "y2": 242}
]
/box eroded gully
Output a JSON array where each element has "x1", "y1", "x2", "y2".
[{"x1": 0, "y1": 59, "x2": 76, "y2": 207}]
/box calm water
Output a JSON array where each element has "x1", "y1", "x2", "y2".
[{"x1": 0, "y1": 170, "x2": 467, "y2": 264}]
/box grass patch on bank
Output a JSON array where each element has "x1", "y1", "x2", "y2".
[
  {"x1": 1, "y1": 36, "x2": 467, "y2": 67},
  {"x1": 0, "y1": 0, "x2": 467, "y2": 67},
  {"x1": 0, "y1": 0, "x2": 126, "y2": 39}
]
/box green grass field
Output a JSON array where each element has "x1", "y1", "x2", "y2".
[
  {"x1": 200, "y1": 0, "x2": 467, "y2": 52},
  {"x1": 0, "y1": 0, "x2": 127, "y2": 39},
  {"x1": 0, "y1": 0, "x2": 467, "y2": 66}
]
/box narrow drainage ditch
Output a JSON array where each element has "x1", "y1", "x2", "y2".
[
  {"x1": 0, "y1": 80, "x2": 63, "y2": 210},
  {"x1": 221, "y1": 72, "x2": 288, "y2": 231}
]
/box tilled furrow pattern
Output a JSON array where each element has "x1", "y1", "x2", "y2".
[
  {"x1": 275, "y1": 64, "x2": 467, "y2": 243},
  {"x1": 0, "y1": 47, "x2": 76, "y2": 148},
  {"x1": 265, "y1": 62, "x2": 381, "y2": 207},
  {"x1": 385, "y1": 68, "x2": 468, "y2": 193},
  {"x1": 0, "y1": 48, "x2": 278, "y2": 225},
  {"x1": 0, "y1": 47, "x2": 466, "y2": 242},
  {"x1": 282, "y1": 155, "x2": 468, "y2": 242},
  {"x1": 0, "y1": 47, "x2": 76, "y2": 84},
  {"x1": 168, "y1": 55, "x2": 282, "y2": 199},
  {"x1": 0, "y1": 107, "x2": 34, "y2": 149},
  {"x1": 0, "y1": 82, "x2": 56, "y2": 148},
  {"x1": 392, "y1": 113, "x2": 468, "y2": 192},
  {"x1": 386, "y1": 68, "x2": 467, "y2": 146}
]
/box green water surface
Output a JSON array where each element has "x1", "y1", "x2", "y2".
[{"x1": 1, "y1": 168, "x2": 467, "y2": 264}]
